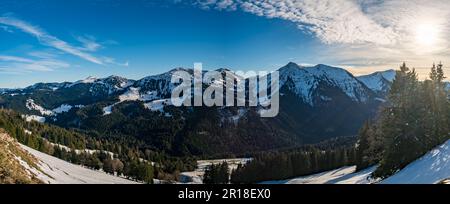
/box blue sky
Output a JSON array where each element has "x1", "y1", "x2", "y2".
[{"x1": 1, "y1": 0, "x2": 450, "y2": 87}]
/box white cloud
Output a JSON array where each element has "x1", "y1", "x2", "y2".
[
  {"x1": 27, "y1": 51, "x2": 59, "y2": 59},
  {"x1": 216, "y1": 0, "x2": 237, "y2": 10},
  {"x1": 76, "y1": 35, "x2": 103, "y2": 52},
  {"x1": 0, "y1": 55, "x2": 34, "y2": 63},
  {"x1": 196, "y1": 0, "x2": 450, "y2": 77},
  {"x1": 0, "y1": 54, "x2": 70, "y2": 72},
  {"x1": 196, "y1": 0, "x2": 238, "y2": 10},
  {"x1": 196, "y1": 0, "x2": 404, "y2": 45},
  {"x1": 0, "y1": 15, "x2": 127, "y2": 66},
  {"x1": 102, "y1": 56, "x2": 130, "y2": 67}
]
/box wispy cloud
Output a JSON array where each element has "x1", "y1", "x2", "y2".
[
  {"x1": 0, "y1": 15, "x2": 126, "y2": 66},
  {"x1": 196, "y1": 0, "x2": 450, "y2": 77},
  {"x1": 196, "y1": 0, "x2": 450, "y2": 45},
  {"x1": 0, "y1": 54, "x2": 70, "y2": 73},
  {"x1": 0, "y1": 55, "x2": 33, "y2": 63},
  {"x1": 197, "y1": 0, "x2": 237, "y2": 10},
  {"x1": 27, "y1": 51, "x2": 60, "y2": 59},
  {"x1": 76, "y1": 35, "x2": 103, "y2": 52},
  {"x1": 196, "y1": 0, "x2": 398, "y2": 44}
]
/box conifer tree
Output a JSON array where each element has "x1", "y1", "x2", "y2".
[
  {"x1": 356, "y1": 121, "x2": 371, "y2": 170},
  {"x1": 375, "y1": 63, "x2": 424, "y2": 177}
]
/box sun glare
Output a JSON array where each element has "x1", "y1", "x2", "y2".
[{"x1": 415, "y1": 23, "x2": 440, "y2": 46}]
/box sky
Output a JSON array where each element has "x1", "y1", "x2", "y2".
[{"x1": 1, "y1": 0, "x2": 450, "y2": 88}]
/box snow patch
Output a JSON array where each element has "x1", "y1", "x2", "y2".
[
  {"x1": 19, "y1": 144, "x2": 138, "y2": 184},
  {"x1": 23, "y1": 115, "x2": 46, "y2": 123},
  {"x1": 382, "y1": 139, "x2": 450, "y2": 184},
  {"x1": 180, "y1": 158, "x2": 252, "y2": 184},
  {"x1": 103, "y1": 88, "x2": 160, "y2": 115},
  {"x1": 52, "y1": 104, "x2": 73, "y2": 114},
  {"x1": 375, "y1": 97, "x2": 387, "y2": 103},
  {"x1": 24, "y1": 129, "x2": 32, "y2": 135},
  {"x1": 26, "y1": 99, "x2": 85, "y2": 117},
  {"x1": 261, "y1": 166, "x2": 377, "y2": 184},
  {"x1": 103, "y1": 105, "x2": 113, "y2": 115},
  {"x1": 26, "y1": 99, "x2": 53, "y2": 116},
  {"x1": 68, "y1": 76, "x2": 98, "y2": 87},
  {"x1": 119, "y1": 87, "x2": 141, "y2": 102},
  {"x1": 144, "y1": 99, "x2": 171, "y2": 112}
]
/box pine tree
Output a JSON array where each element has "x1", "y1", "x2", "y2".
[
  {"x1": 433, "y1": 62, "x2": 449, "y2": 143},
  {"x1": 374, "y1": 63, "x2": 424, "y2": 178},
  {"x1": 203, "y1": 162, "x2": 230, "y2": 184},
  {"x1": 356, "y1": 121, "x2": 371, "y2": 170}
]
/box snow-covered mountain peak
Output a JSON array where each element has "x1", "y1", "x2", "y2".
[
  {"x1": 24, "y1": 82, "x2": 70, "y2": 91},
  {"x1": 81, "y1": 76, "x2": 99, "y2": 83},
  {"x1": 279, "y1": 63, "x2": 371, "y2": 106},
  {"x1": 378, "y1": 69, "x2": 396, "y2": 81},
  {"x1": 134, "y1": 69, "x2": 187, "y2": 98},
  {"x1": 99, "y1": 75, "x2": 134, "y2": 89},
  {"x1": 65, "y1": 75, "x2": 134, "y2": 95},
  {"x1": 139, "y1": 68, "x2": 189, "y2": 83},
  {"x1": 215, "y1": 68, "x2": 231, "y2": 72},
  {"x1": 286, "y1": 62, "x2": 303, "y2": 69},
  {"x1": 307, "y1": 64, "x2": 355, "y2": 79},
  {"x1": 357, "y1": 70, "x2": 396, "y2": 93},
  {"x1": 67, "y1": 76, "x2": 99, "y2": 87},
  {"x1": 104, "y1": 75, "x2": 128, "y2": 81}
]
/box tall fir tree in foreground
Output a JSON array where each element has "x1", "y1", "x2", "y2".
[
  {"x1": 358, "y1": 62, "x2": 450, "y2": 178},
  {"x1": 374, "y1": 63, "x2": 424, "y2": 177},
  {"x1": 429, "y1": 63, "x2": 449, "y2": 143}
]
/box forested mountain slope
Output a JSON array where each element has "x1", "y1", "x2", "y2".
[{"x1": 0, "y1": 63, "x2": 391, "y2": 156}]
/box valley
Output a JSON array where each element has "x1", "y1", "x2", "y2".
[
  {"x1": 2, "y1": 2, "x2": 450, "y2": 201},
  {"x1": 0, "y1": 62, "x2": 392, "y2": 156},
  {"x1": 1, "y1": 62, "x2": 450, "y2": 184}
]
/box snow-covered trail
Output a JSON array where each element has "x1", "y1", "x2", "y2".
[
  {"x1": 382, "y1": 140, "x2": 450, "y2": 184},
  {"x1": 20, "y1": 144, "x2": 139, "y2": 184},
  {"x1": 261, "y1": 166, "x2": 376, "y2": 184}
]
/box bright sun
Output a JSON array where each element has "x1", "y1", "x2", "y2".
[{"x1": 415, "y1": 23, "x2": 440, "y2": 46}]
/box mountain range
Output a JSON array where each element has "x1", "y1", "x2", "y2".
[{"x1": 0, "y1": 62, "x2": 396, "y2": 156}]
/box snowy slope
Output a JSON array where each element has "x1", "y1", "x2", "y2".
[
  {"x1": 26, "y1": 99, "x2": 54, "y2": 116},
  {"x1": 263, "y1": 139, "x2": 450, "y2": 184},
  {"x1": 382, "y1": 139, "x2": 450, "y2": 184},
  {"x1": 261, "y1": 166, "x2": 376, "y2": 184},
  {"x1": 102, "y1": 68, "x2": 189, "y2": 115},
  {"x1": 19, "y1": 144, "x2": 138, "y2": 184},
  {"x1": 24, "y1": 115, "x2": 46, "y2": 123},
  {"x1": 68, "y1": 75, "x2": 134, "y2": 93},
  {"x1": 279, "y1": 63, "x2": 372, "y2": 106},
  {"x1": 135, "y1": 68, "x2": 188, "y2": 96},
  {"x1": 357, "y1": 70, "x2": 396, "y2": 93},
  {"x1": 25, "y1": 99, "x2": 84, "y2": 117}
]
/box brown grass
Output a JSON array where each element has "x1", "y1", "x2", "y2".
[{"x1": 0, "y1": 130, "x2": 43, "y2": 184}]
